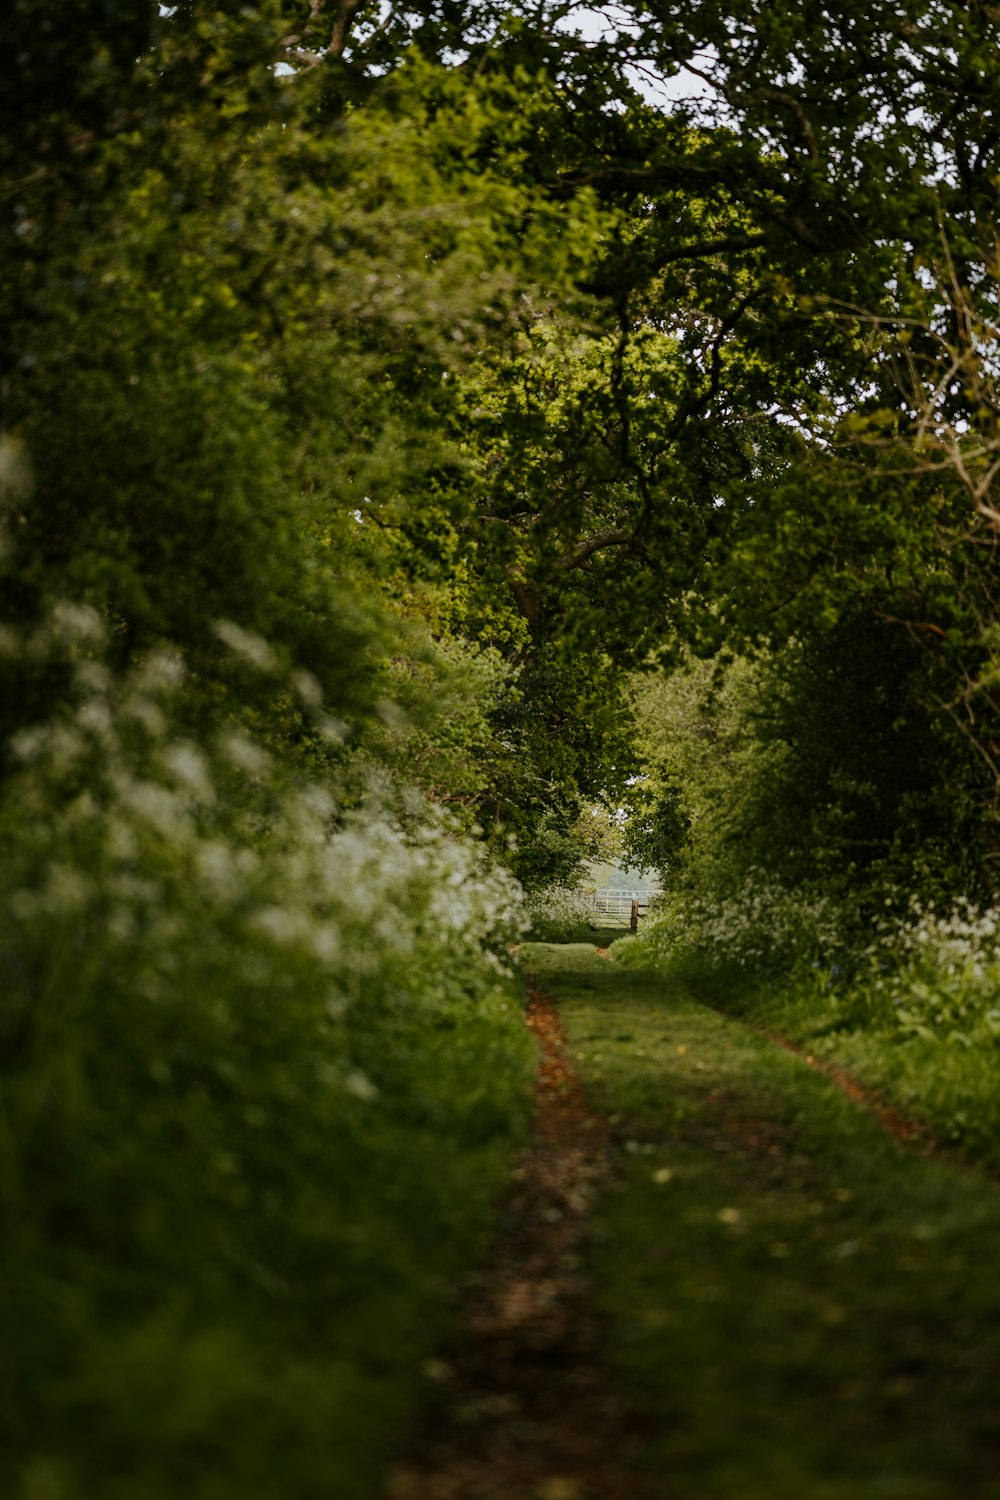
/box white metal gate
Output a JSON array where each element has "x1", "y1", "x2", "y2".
[{"x1": 591, "y1": 888, "x2": 646, "y2": 918}]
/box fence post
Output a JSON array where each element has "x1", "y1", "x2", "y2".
[{"x1": 630, "y1": 897, "x2": 638, "y2": 931}]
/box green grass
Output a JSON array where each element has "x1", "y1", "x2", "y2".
[
  {"x1": 525, "y1": 921, "x2": 633, "y2": 944},
  {"x1": 662, "y1": 950, "x2": 1000, "y2": 1173},
  {"x1": 521, "y1": 942, "x2": 1000, "y2": 1500},
  {"x1": 2, "y1": 962, "x2": 536, "y2": 1500}
]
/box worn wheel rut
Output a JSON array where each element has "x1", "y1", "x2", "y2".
[{"x1": 384, "y1": 984, "x2": 650, "y2": 1500}]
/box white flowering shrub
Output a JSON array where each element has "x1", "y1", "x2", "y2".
[
  {"x1": 616, "y1": 860, "x2": 1000, "y2": 1058},
  {"x1": 523, "y1": 883, "x2": 598, "y2": 941},
  {"x1": 614, "y1": 870, "x2": 848, "y2": 977},
  {"x1": 0, "y1": 605, "x2": 532, "y2": 1500},
  {"x1": 856, "y1": 899, "x2": 1000, "y2": 1046}
]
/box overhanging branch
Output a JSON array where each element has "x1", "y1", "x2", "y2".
[{"x1": 554, "y1": 527, "x2": 634, "y2": 572}]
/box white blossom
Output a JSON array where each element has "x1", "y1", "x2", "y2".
[
  {"x1": 50, "y1": 600, "x2": 105, "y2": 646},
  {"x1": 218, "y1": 732, "x2": 270, "y2": 777},
  {"x1": 161, "y1": 742, "x2": 215, "y2": 803},
  {"x1": 292, "y1": 668, "x2": 323, "y2": 709},
  {"x1": 214, "y1": 619, "x2": 278, "y2": 673}
]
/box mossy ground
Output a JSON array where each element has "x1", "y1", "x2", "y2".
[{"x1": 522, "y1": 941, "x2": 1000, "y2": 1500}]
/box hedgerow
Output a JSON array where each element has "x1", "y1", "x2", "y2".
[{"x1": 0, "y1": 605, "x2": 534, "y2": 1500}]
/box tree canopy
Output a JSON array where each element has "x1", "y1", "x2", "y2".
[{"x1": 4, "y1": 1, "x2": 1000, "y2": 876}]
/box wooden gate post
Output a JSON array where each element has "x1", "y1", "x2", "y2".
[{"x1": 630, "y1": 898, "x2": 638, "y2": 931}]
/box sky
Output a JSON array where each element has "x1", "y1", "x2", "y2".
[{"x1": 552, "y1": 3, "x2": 717, "y2": 114}]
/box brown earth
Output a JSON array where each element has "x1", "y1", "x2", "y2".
[{"x1": 383, "y1": 986, "x2": 651, "y2": 1500}]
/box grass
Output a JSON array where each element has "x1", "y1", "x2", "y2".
[
  {"x1": 664, "y1": 950, "x2": 1000, "y2": 1173},
  {"x1": 525, "y1": 921, "x2": 633, "y2": 944},
  {"x1": 2, "y1": 956, "x2": 536, "y2": 1500},
  {"x1": 521, "y1": 941, "x2": 1000, "y2": 1500}
]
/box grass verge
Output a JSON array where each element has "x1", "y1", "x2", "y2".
[
  {"x1": 522, "y1": 941, "x2": 1000, "y2": 1500},
  {"x1": 3, "y1": 968, "x2": 535, "y2": 1500},
  {"x1": 657, "y1": 949, "x2": 1000, "y2": 1173}
]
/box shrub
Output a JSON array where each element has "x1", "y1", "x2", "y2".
[
  {"x1": 523, "y1": 883, "x2": 598, "y2": 942},
  {"x1": 616, "y1": 869, "x2": 1000, "y2": 1057},
  {"x1": 614, "y1": 871, "x2": 849, "y2": 978},
  {"x1": 856, "y1": 899, "x2": 1000, "y2": 1047},
  {"x1": 0, "y1": 604, "x2": 534, "y2": 1500}
]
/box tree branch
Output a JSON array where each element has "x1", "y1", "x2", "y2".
[
  {"x1": 554, "y1": 528, "x2": 634, "y2": 572},
  {"x1": 330, "y1": 0, "x2": 365, "y2": 58},
  {"x1": 650, "y1": 233, "x2": 769, "y2": 266},
  {"x1": 282, "y1": 0, "x2": 364, "y2": 68},
  {"x1": 871, "y1": 610, "x2": 948, "y2": 639},
  {"x1": 731, "y1": 85, "x2": 822, "y2": 163}
]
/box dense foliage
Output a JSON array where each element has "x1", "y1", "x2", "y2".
[
  {"x1": 0, "y1": 610, "x2": 533, "y2": 1500},
  {"x1": 6, "y1": 0, "x2": 1000, "y2": 1493}
]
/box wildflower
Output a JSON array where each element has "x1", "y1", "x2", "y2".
[
  {"x1": 135, "y1": 649, "x2": 186, "y2": 695},
  {"x1": 10, "y1": 725, "x2": 48, "y2": 763},
  {"x1": 50, "y1": 600, "x2": 105, "y2": 646},
  {"x1": 121, "y1": 696, "x2": 167, "y2": 735},
  {"x1": 214, "y1": 619, "x2": 278, "y2": 673},
  {"x1": 161, "y1": 742, "x2": 215, "y2": 803},
  {"x1": 344, "y1": 1070, "x2": 379, "y2": 1102},
  {"x1": 218, "y1": 732, "x2": 270, "y2": 777},
  {"x1": 292, "y1": 668, "x2": 323, "y2": 709}
]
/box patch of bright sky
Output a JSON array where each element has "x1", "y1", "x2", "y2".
[{"x1": 552, "y1": 3, "x2": 717, "y2": 115}]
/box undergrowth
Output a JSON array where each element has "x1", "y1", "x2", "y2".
[
  {"x1": 522, "y1": 883, "x2": 600, "y2": 942},
  {"x1": 0, "y1": 605, "x2": 535, "y2": 1500}
]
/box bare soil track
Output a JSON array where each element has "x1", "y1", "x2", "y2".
[{"x1": 384, "y1": 985, "x2": 651, "y2": 1500}]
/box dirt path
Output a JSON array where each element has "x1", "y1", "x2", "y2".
[{"x1": 384, "y1": 985, "x2": 650, "y2": 1500}]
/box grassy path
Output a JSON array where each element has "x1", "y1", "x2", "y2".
[
  {"x1": 385, "y1": 982, "x2": 648, "y2": 1500},
  {"x1": 521, "y1": 942, "x2": 1000, "y2": 1500}
]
